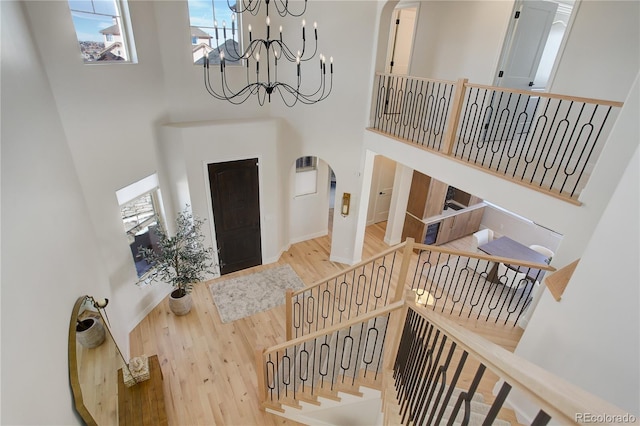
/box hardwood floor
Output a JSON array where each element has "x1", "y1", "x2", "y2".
[{"x1": 129, "y1": 223, "x2": 523, "y2": 425}]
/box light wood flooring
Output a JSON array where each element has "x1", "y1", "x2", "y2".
[{"x1": 129, "y1": 223, "x2": 523, "y2": 425}]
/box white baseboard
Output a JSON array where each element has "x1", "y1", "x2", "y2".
[
  {"x1": 289, "y1": 230, "x2": 328, "y2": 245},
  {"x1": 330, "y1": 254, "x2": 360, "y2": 265},
  {"x1": 263, "y1": 244, "x2": 291, "y2": 264}
]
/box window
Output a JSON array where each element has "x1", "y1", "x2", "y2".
[
  {"x1": 67, "y1": 0, "x2": 136, "y2": 63},
  {"x1": 188, "y1": 0, "x2": 242, "y2": 65},
  {"x1": 296, "y1": 156, "x2": 317, "y2": 172},
  {"x1": 294, "y1": 156, "x2": 318, "y2": 196},
  {"x1": 116, "y1": 175, "x2": 165, "y2": 278}
]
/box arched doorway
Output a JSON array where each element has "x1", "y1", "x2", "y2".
[{"x1": 289, "y1": 156, "x2": 336, "y2": 245}]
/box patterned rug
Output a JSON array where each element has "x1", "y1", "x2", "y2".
[{"x1": 209, "y1": 264, "x2": 306, "y2": 323}]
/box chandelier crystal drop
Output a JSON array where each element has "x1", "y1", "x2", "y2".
[{"x1": 202, "y1": 0, "x2": 333, "y2": 106}]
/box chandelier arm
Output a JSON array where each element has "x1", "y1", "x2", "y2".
[
  {"x1": 272, "y1": 0, "x2": 308, "y2": 17},
  {"x1": 233, "y1": 0, "x2": 261, "y2": 16}
]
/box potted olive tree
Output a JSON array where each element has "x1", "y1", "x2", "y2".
[{"x1": 140, "y1": 206, "x2": 216, "y2": 315}]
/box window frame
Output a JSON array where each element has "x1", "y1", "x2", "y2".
[
  {"x1": 68, "y1": 0, "x2": 137, "y2": 64},
  {"x1": 187, "y1": 0, "x2": 243, "y2": 66},
  {"x1": 116, "y1": 174, "x2": 166, "y2": 280}
]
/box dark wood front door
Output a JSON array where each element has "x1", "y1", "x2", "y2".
[{"x1": 208, "y1": 159, "x2": 262, "y2": 275}]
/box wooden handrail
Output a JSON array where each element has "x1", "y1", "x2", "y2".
[
  {"x1": 374, "y1": 71, "x2": 456, "y2": 85},
  {"x1": 405, "y1": 300, "x2": 631, "y2": 424},
  {"x1": 262, "y1": 301, "x2": 405, "y2": 356},
  {"x1": 290, "y1": 241, "x2": 408, "y2": 296},
  {"x1": 464, "y1": 82, "x2": 624, "y2": 107},
  {"x1": 412, "y1": 241, "x2": 556, "y2": 272}
]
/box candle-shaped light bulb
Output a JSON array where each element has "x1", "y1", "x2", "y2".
[
  {"x1": 214, "y1": 20, "x2": 219, "y2": 38},
  {"x1": 266, "y1": 16, "x2": 270, "y2": 38},
  {"x1": 248, "y1": 24, "x2": 252, "y2": 41},
  {"x1": 313, "y1": 22, "x2": 317, "y2": 29},
  {"x1": 296, "y1": 55, "x2": 300, "y2": 76},
  {"x1": 302, "y1": 19, "x2": 306, "y2": 27},
  {"x1": 266, "y1": 16, "x2": 270, "y2": 26},
  {"x1": 231, "y1": 14, "x2": 235, "y2": 33},
  {"x1": 220, "y1": 51, "x2": 225, "y2": 60},
  {"x1": 296, "y1": 56, "x2": 300, "y2": 64},
  {"x1": 301, "y1": 19, "x2": 306, "y2": 40},
  {"x1": 248, "y1": 24, "x2": 252, "y2": 32},
  {"x1": 330, "y1": 56, "x2": 334, "y2": 73},
  {"x1": 255, "y1": 53, "x2": 260, "y2": 62},
  {"x1": 297, "y1": 50, "x2": 301, "y2": 58},
  {"x1": 222, "y1": 20, "x2": 226, "y2": 28},
  {"x1": 279, "y1": 25, "x2": 283, "y2": 32}
]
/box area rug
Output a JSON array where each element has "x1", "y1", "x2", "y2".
[{"x1": 209, "y1": 264, "x2": 306, "y2": 323}]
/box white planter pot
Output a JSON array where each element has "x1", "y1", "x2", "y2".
[
  {"x1": 168, "y1": 290, "x2": 192, "y2": 315},
  {"x1": 76, "y1": 317, "x2": 106, "y2": 348}
]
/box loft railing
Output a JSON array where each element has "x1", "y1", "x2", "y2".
[
  {"x1": 387, "y1": 300, "x2": 634, "y2": 425},
  {"x1": 370, "y1": 73, "x2": 624, "y2": 203}
]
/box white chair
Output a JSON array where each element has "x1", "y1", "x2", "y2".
[
  {"x1": 529, "y1": 244, "x2": 554, "y2": 264},
  {"x1": 471, "y1": 228, "x2": 494, "y2": 275},
  {"x1": 497, "y1": 262, "x2": 529, "y2": 290},
  {"x1": 472, "y1": 228, "x2": 494, "y2": 250}
]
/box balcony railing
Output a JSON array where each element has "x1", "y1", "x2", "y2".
[{"x1": 370, "y1": 73, "x2": 624, "y2": 203}]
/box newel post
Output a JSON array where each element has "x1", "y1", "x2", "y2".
[
  {"x1": 393, "y1": 238, "x2": 415, "y2": 303},
  {"x1": 442, "y1": 78, "x2": 468, "y2": 155},
  {"x1": 285, "y1": 289, "x2": 293, "y2": 341},
  {"x1": 254, "y1": 347, "x2": 267, "y2": 409}
]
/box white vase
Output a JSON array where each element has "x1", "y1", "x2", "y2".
[
  {"x1": 76, "y1": 317, "x2": 106, "y2": 348},
  {"x1": 168, "y1": 290, "x2": 192, "y2": 315}
]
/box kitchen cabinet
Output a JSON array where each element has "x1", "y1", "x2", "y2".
[
  {"x1": 435, "y1": 207, "x2": 485, "y2": 245},
  {"x1": 402, "y1": 170, "x2": 485, "y2": 247},
  {"x1": 406, "y1": 171, "x2": 448, "y2": 219},
  {"x1": 401, "y1": 213, "x2": 426, "y2": 245}
]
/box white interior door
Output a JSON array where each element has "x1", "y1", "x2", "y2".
[
  {"x1": 497, "y1": 0, "x2": 558, "y2": 90},
  {"x1": 371, "y1": 156, "x2": 396, "y2": 224},
  {"x1": 485, "y1": 1, "x2": 558, "y2": 141},
  {"x1": 386, "y1": 5, "x2": 417, "y2": 75}
]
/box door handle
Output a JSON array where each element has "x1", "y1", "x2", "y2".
[{"x1": 379, "y1": 192, "x2": 386, "y2": 195}]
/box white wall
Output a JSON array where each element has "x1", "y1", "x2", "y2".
[
  {"x1": 512, "y1": 73, "x2": 640, "y2": 419},
  {"x1": 481, "y1": 205, "x2": 562, "y2": 252},
  {"x1": 549, "y1": 0, "x2": 640, "y2": 101},
  {"x1": 160, "y1": 119, "x2": 288, "y2": 266},
  {"x1": 22, "y1": 0, "x2": 172, "y2": 340},
  {"x1": 409, "y1": 1, "x2": 514, "y2": 83},
  {"x1": 151, "y1": 0, "x2": 380, "y2": 265},
  {"x1": 290, "y1": 159, "x2": 333, "y2": 244},
  {"x1": 1, "y1": 2, "x2": 110, "y2": 423}
]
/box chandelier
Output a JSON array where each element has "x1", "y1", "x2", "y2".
[{"x1": 202, "y1": 0, "x2": 333, "y2": 106}]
